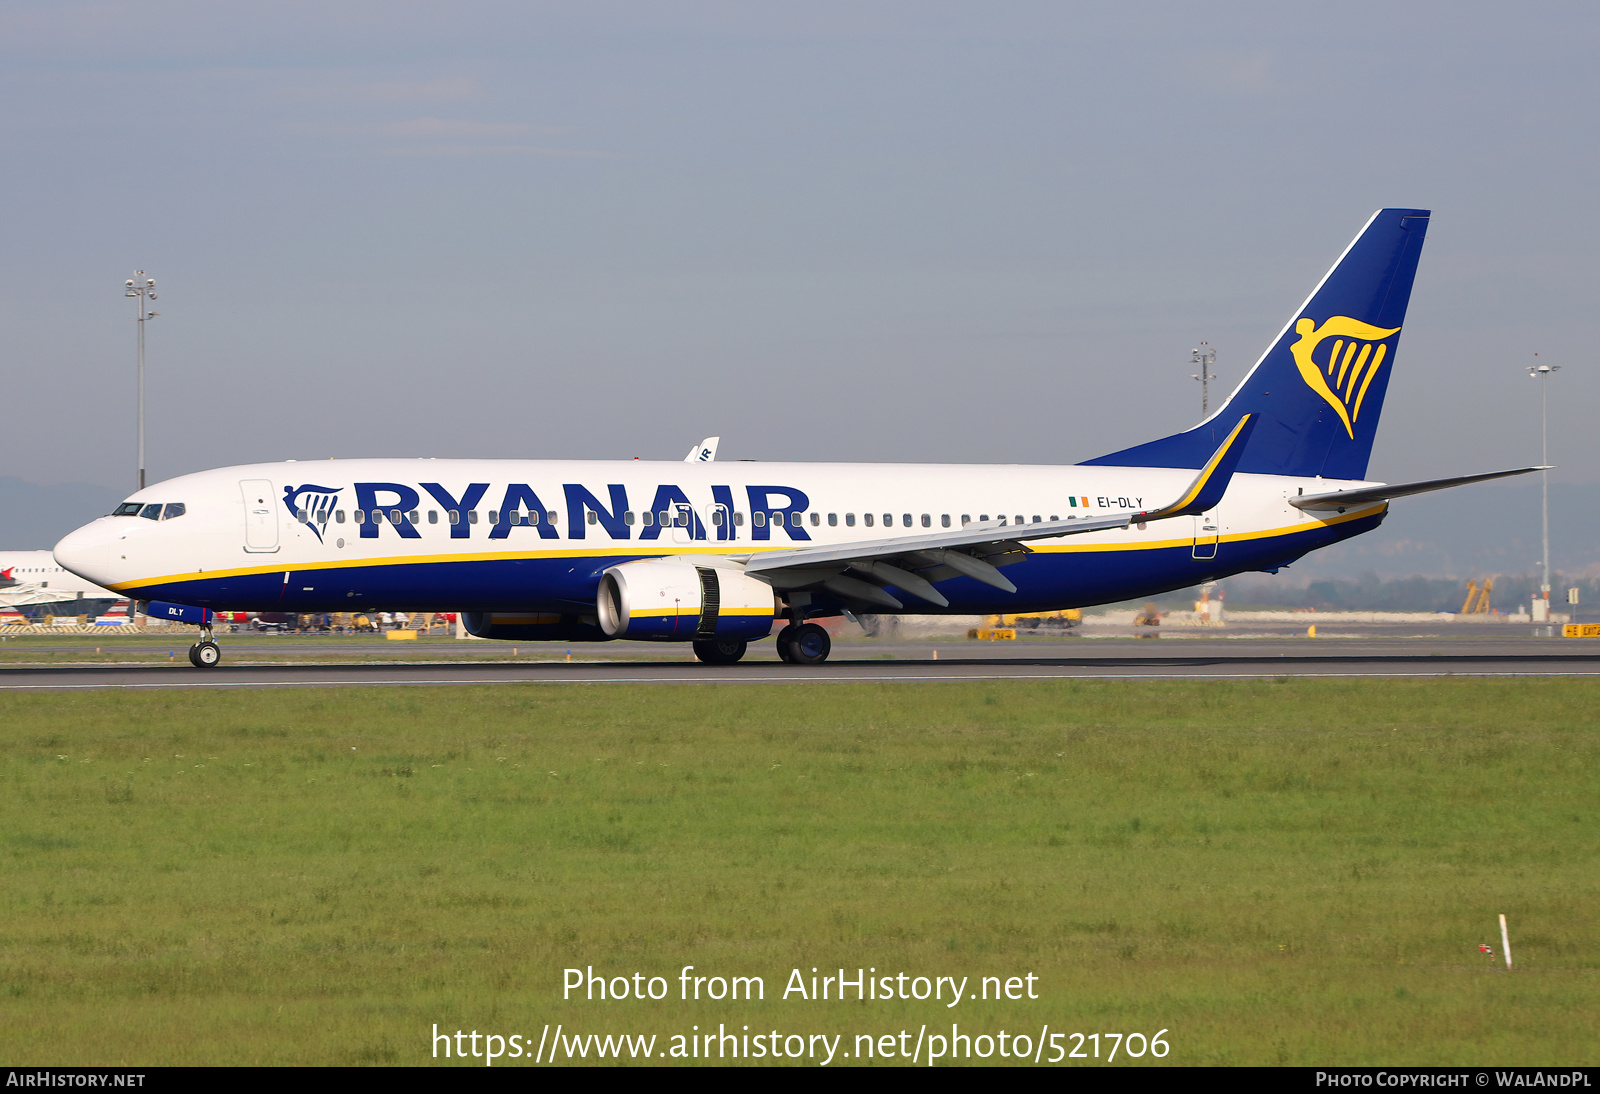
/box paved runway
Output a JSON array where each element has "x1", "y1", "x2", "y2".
[{"x1": 4, "y1": 637, "x2": 1599, "y2": 690}]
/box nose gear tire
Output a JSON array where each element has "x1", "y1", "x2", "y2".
[{"x1": 188, "y1": 641, "x2": 221, "y2": 668}]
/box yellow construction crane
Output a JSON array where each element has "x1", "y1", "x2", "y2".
[{"x1": 1460, "y1": 578, "x2": 1494, "y2": 615}]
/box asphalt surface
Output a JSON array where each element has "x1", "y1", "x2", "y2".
[{"x1": 4, "y1": 636, "x2": 1599, "y2": 690}]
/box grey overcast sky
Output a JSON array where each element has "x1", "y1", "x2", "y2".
[{"x1": 2, "y1": 1, "x2": 1596, "y2": 495}]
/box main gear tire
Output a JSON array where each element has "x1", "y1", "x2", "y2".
[
  {"x1": 693, "y1": 638, "x2": 747, "y2": 665},
  {"x1": 786, "y1": 623, "x2": 831, "y2": 665},
  {"x1": 774, "y1": 625, "x2": 798, "y2": 663}
]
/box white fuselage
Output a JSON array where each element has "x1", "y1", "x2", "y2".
[{"x1": 52, "y1": 458, "x2": 1385, "y2": 622}]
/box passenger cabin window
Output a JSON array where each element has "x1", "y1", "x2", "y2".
[
  {"x1": 941, "y1": 514, "x2": 950, "y2": 527},
  {"x1": 753, "y1": 512, "x2": 767, "y2": 528},
  {"x1": 468, "y1": 511, "x2": 478, "y2": 525},
  {"x1": 547, "y1": 511, "x2": 558, "y2": 525},
  {"x1": 296, "y1": 508, "x2": 309, "y2": 522},
  {"x1": 586, "y1": 510, "x2": 598, "y2": 525},
  {"x1": 734, "y1": 512, "x2": 745, "y2": 526},
  {"x1": 113, "y1": 502, "x2": 143, "y2": 516},
  {"x1": 920, "y1": 514, "x2": 930, "y2": 527},
  {"x1": 140, "y1": 504, "x2": 162, "y2": 520},
  {"x1": 162, "y1": 503, "x2": 186, "y2": 520},
  {"x1": 624, "y1": 511, "x2": 636, "y2": 525},
  {"x1": 354, "y1": 509, "x2": 367, "y2": 524},
  {"x1": 810, "y1": 512, "x2": 820, "y2": 526},
  {"x1": 448, "y1": 510, "x2": 459, "y2": 525},
  {"x1": 828, "y1": 513, "x2": 837, "y2": 527},
  {"x1": 336, "y1": 510, "x2": 346, "y2": 523},
  {"x1": 883, "y1": 513, "x2": 893, "y2": 527},
  {"x1": 845, "y1": 513, "x2": 855, "y2": 527},
  {"x1": 428, "y1": 510, "x2": 438, "y2": 524},
  {"x1": 488, "y1": 510, "x2": 499, "y2": 525},
  {"x1": 863, "y1": 513, "x2": 873, "y2": 527},
  {"x1": 641, "y1": 511, "x2": 654, "y2": 527},
  {"x1": 961, "y1": 514, "x2": 970, "y2": 524}
]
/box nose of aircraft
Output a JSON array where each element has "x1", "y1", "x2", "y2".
[{"x1": 54, "y1": 519, "x2": 114, "y2": 587}]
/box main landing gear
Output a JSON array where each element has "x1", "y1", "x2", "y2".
[
  {"x1": 692, "y1": 638, "x2": 748, "y2": 665},
  {"x1": 188, "y1": 624, "x2": 221, "y2": 669},
  {"x1": 775, "y1": 622, "x2": 831, "y2": 665}
]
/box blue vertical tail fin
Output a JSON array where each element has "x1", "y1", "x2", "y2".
[{"x1": 1081, "y1": 208, "x2": 1430, "y2": 479}]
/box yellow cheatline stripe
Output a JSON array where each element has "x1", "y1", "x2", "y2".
[
  {"x1": 107, "y1": 541, "x2": 793, "y2": 592},
  {"x1": 107, "y1": 493, "x2": 1380, "y2": 594}
]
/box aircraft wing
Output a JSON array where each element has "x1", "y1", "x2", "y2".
[
  {"x1": 1289, "y1": 465, "x2": 1546, "y2": 512},
  {"x1": 741, "y1": 415, "x2": 1256, "y2": 609}
]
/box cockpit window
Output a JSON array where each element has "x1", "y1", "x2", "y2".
[
  {"x1": 139, "y1": 504, "x2": 162, "y2": 520},
  {"x1": 113, "y1": 502, "x2": 143, "y2": 516},
  {"x1": 162, "y1": 503, "x2": 186, "y2": 520}
]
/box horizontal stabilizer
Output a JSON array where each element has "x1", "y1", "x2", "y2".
[{"x1": 1289, "y1": 466, "x2": 1547, "y2": 512}]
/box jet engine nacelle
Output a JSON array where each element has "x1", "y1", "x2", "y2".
[{"x1": 596, "y1": 558, "x2": 777, "y2": 642}]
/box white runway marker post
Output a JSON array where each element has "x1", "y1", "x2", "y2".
[{"x1": 1499, "y1": 914, "x2": 1513, "y2": 969}]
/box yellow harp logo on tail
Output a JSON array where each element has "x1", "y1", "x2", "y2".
[{"x1": 1289, "y1": 316, "x2": 1401, "y2": 438}]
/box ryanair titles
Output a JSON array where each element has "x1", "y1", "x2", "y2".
[{"x1": 286, "y1": 482, "x2": 814, "y2": 543}]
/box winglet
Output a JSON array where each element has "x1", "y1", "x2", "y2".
[{"x1": 1138, "y1": 413, "x2": 1256, "y2": 521}]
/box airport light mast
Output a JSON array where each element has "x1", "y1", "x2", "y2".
[
  {"x1": 1191, "y1": 344, "x2": 1217, "y2": 416},
  {"x1": 125, "y1": 272, "x2": 157, "y2": 490},
  {"x1": 1526, "y1": 357, "x2": 1559, "y2": 626}
]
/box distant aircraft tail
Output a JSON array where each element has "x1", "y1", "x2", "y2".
[{"x1": 1082, "y1": 208, "x2": 1431, "y2": 479}]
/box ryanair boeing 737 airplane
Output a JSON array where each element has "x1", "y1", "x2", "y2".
[{"x1": 55, "y1": 208, "x2": 1538, "y2": 667}]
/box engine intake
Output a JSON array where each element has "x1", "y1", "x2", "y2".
[{"x1": 597, "y1": 558, "x2": 776, "y2": 641}]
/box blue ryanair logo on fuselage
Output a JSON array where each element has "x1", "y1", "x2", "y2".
[{"x1": 283, "y1": 484, "x2": 343, "y2": 543}]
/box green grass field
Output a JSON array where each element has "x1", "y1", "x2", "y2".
[{"x1": 1, "y1": 679, "x2": 1595, "y2": 1066}]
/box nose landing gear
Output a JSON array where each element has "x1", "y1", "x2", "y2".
[{"x1": 188, "y1": 624, "x2": 221, "y2": 668}]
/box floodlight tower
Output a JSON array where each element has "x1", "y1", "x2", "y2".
[
  {"x1": 125, "y1": 272, "x2": 158, "y2": 490},
  {"x1": 1526, "y1": 357, "x2": 1559, "y2": 627},
  {"x1": 1191, "y1": 343, "x2": 1217, "y2": 416}
]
